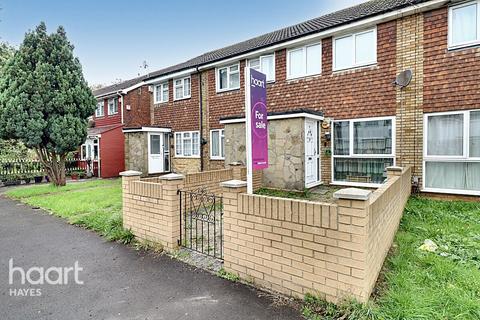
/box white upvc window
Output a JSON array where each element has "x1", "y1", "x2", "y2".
[
  {"x1": 248, "y1": 54, "x2": 275, "y2": 82},
  {"x1": 333, "y1": 28, "x2": 377, "y2": 71},
  {"x1": 332, "y1": 116, "x2": 395, "y2": 187},
  {"x1": 81, "y1": 139, "x2": 99, "y2": 160},
  {"x1": 95, "y1": 101, "x2": 104, "y2": 117},
  {"x1": 108, "y1": 97, "x2": 119, "y2": 115},
  {"x1": 154, "y1": 82, "x2": 169, "y2": 104},
  {"x1": 216, "y1": 63, "x2": 240, "y2": 92},
  {"x1": 210, "y1": 129, "x2": 225, "y2": 159},
  {"x1": 175, "y1": 131, "x2": 200, "y2": 157},
  {"x1": 287, "y1": 43, "x2": 321, "y2": 79},
  {"x1": 423, "y1": 110, "x2": 480, "y2": 195},
  {"x1": 173, "y1": 76, "x2": 191, "y2": 100},
  {"x1": 448, "y1": 0, "x2": 480, "y2": 49}
]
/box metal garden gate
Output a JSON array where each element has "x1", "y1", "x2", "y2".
[{"x1": 177, "y1": 188, "x2": 223, "y2": 259}]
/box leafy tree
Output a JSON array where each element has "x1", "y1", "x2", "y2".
[{"x1": 0, "y1": 22, "x2": 96, "y2": 186}]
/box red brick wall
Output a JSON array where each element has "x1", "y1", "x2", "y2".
[
  {"x1": 93, "y1": 97, "x2": 122, "y2": 127},
  {"x1": 123, "y1": 85, "x2": 151, "y2": 127},
  {"x1": 205, "y1": 21, "x2": 397, "y2": 127},
  {"x1": 152, "y1": 74, "x2": 200, "y2": 131},
  {"x1": 99, "y1": 127, "x2": 125, "y2": 178},
  {"x1": 423, "y1": 7, "x2": 480, "y2": 113}
]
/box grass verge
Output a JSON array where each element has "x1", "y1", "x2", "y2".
[
  {"x1": 5, "y1": 179, "x2": 134, "y2": 244},
  {"x1": 303, "y1": 196, "x2": 480, "y2": 320}
]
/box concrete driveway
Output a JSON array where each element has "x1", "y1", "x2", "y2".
[{"x1": 0, "y1": 195, "x2": 302, "y2": 320}]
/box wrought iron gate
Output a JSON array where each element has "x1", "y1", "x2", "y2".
[{"x1": 178, "y1": 188, "x2": 223, "y2": 259}]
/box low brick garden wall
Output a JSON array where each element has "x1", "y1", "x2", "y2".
[
  {"x1": 121, "y1": 166, "x2": 411, "y2": 304},
  {"x1": 221, "y1": 166, "x2": 411, "y2": 303}
]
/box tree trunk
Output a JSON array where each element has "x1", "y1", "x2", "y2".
[{"x1": 34, "y1": 147, "x2": 67, "y2": 186}]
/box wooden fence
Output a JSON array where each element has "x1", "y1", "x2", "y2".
[{"x1": 0, "y1": 158, "x2": 88, "y2": 180}]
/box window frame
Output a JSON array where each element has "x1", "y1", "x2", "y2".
[
  {"x1": 332, "y1": 27, "x2": 377, "y2": 72},
  {"x1": 286, "y1": 42, "x2": 322, "y2": 80},
  {"x1": 210, "y1": 129, "x2": 225, "y2": 160},
  {"x1": 248, "y1": 53, "x2": 276, "y2": 83},
  {"x1": 216, "y1": 62, "x2": 241, "y2": 92},
  {"x1": 107, "y1": 97, "x2": 119, "y2": 115},
  {"x1": 448, "y1": 0, "x2": 480, "y2": 49},
  {"x1": 154, "y1": 82, "x2": 169, "y2": 104},
  {"x1": 174, "y1": 131, "x2": 200, "y2": 158},
  {"x1": 173, "y1": 76, "x2": 191, "y2": 101},
  {"x1": 423, "y1": 109, "x2": 480, "y2": 195},
  {"x1": 331, "y1": 115, "x2": 396, "y2": 188},
  {"x1": 95, "y1": 101, "x2": 104, "y2": 117}
]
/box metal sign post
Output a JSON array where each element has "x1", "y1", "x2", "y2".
[{"x1": 245, "y1": 67, "x2": 268, "y2": 194}]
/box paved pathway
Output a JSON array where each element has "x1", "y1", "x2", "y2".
[{"x1": 0, "y1": 195, "x2": 302, "y2": 320}]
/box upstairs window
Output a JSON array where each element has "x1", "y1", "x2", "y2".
[
  {"x1": 210, "y1": 129, "x2": 225, "y2": 159},
  {"x1": 108, "y1": 98, "x2": 118, "y2": 115},
  {"x1": 217, "y1": 63, "x2": 240, "y2": 92},
  {"x1": 95, "y1": 101, "x2": 104, "y2": 117},
  {"x1": 174, "y1": 77, "x2": 191, "y2": 100},
  {"x1": 333, "y1": 28, "x2": 376, "y2": 71},
  {"x1": 154, "y1": 82, "x2": 169, "y2": 104},
  {"x1": 248, "y1": 54, "x2": 275, "y2": 82},
  {"x1": 449, "y1": 1, "x2": 480, "y2": 48},
  {"x1": 287, "y1": 43, "x2": 321, "y2": 79},
  {"x1": 175, "y1": 131, "x2": 200, "y2": 157}
]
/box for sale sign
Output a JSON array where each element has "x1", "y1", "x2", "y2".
[{"x1": 248, "y1": 68, "x2": 268, "y2": 170}]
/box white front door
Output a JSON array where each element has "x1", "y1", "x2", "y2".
[
  {"x1": 305, "y1": 119, "x2": 320, "y2": 187},
  {"x1": 148, "y1": 133, "x2": 164, "y2": 174}
]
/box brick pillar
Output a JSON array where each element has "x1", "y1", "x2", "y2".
[
  {"x1": 229, "y1": 162, "x2": 246, "y2": 180},
  {"x1": 333, "y1": 188, "x2": 372, "y2": 302},
  {"x1": 220, "y1": 180, "x2": 247, "y2": 275},
  {"x1": 120, "y1": 170, "x2": 142, "y2": 230},
  {"x1": 386, "y1": 166, "x2": 403, "y2": 178},
  {"x1": 159, "y1": 173, "x2": 185, "y2": 251}
]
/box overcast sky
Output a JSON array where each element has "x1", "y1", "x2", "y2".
[{"x1": 1, "y1": 0, "x2": 367, "y2": 86}]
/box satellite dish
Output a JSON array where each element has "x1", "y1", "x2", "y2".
[{"x1": 394, "y1": 69, "x2": 413, "y2": 88}]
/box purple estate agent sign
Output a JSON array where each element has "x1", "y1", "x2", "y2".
[{"x1": 249, "y1": 68, "x2": 268, "y2": 170}]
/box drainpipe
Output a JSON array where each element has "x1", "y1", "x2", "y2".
[
  {"x1": 118, "y1": 92, "x2": 124, "y2": 125},
  {"x1": 197, "y1": 66, "x2": 205, "y2": 172}
]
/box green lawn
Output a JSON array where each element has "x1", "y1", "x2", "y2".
[
  {"x1": 303, "y1": 196, "x2": 480, "y2": 320},
  {"x1": 5, "y1": 179, "x2": 133, "y2": 243}
]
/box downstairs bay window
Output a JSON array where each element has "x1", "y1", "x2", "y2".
[
  {"x1": 423, "y1": 110, "x2": 480, "y2": 195},
  {"x1": 332, "y1": 117, "x2": 395, "y2": 186},
  {"x1": 175, "y1": 131, "x2": 200, "y2": 157}
]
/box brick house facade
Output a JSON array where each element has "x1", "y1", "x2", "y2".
[{"x1": 118, "y1": 0, "x2": 479, "y2": 197}]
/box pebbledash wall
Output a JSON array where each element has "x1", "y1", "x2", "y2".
[{"x1": 121, "y1": 165, "x2": 411, "y2": 303}]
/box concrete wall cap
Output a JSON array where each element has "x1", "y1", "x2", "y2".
[
  {"x1": 333, "y1": 188, "x2": 371, "y2": 200},
  {"x1": 160, "y1": 173, "x2": 185, "y2": 180},
  {"x1": 229, "y1": 161, "x2": 244, "y2": 166},
  {"x1": 120, "y1": 170, "x2": 142, "y2": 177},
  {"x1": 220, "y1": 180, "x2": 248, "y2": 188},
  {"x1": 386, "y1": 166, "x2": 403, "y2": 172}
]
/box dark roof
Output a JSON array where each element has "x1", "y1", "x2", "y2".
[
  {"x1": 97, "y1": 0, "x2": 430, "y2": 95},
  {"x1": 220, "y1": 108, "x2": 324, "y2": 121},
  {"x1": 92, "y1": 75, "x2": 146, "y2": 98}
]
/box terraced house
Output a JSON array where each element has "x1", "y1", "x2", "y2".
[{"x1": 103, "y1": 0, "x2": 479, "y2": 197}]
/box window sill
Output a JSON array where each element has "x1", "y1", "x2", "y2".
[
  {"x1": 173, "y1": 96, "x2": 191, "y2": 102},
  {"x1": 331, "y1": 181, "x2": 382, "y2": 189},
  {"x1": 447, "y1": 41, "x2": 480, "y2": 52},
  {"x1": 333, "y1": 62, "x2": 377, "y2": 74},
  {"x1": 216, "y1": 87, "x2": 240, "y2": 94},
  {"x1": 421, "y1": 187, "x2": 480, "y2": 197},
  {"x1": 174, "y1": 156, "x2": 200, "y2": 159},
  {"x1": 286, "y1": 73, "x2": 321, "y2": 81},
  {"x1": 210, "y1": 157, "x2": 225, "y2": 161},
  {"x1": 154, "y1": 101, "x2": 169, "y2": 105},
  {"x1": 107, "y1": 113, "x2": 119, "y2": 116}
]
